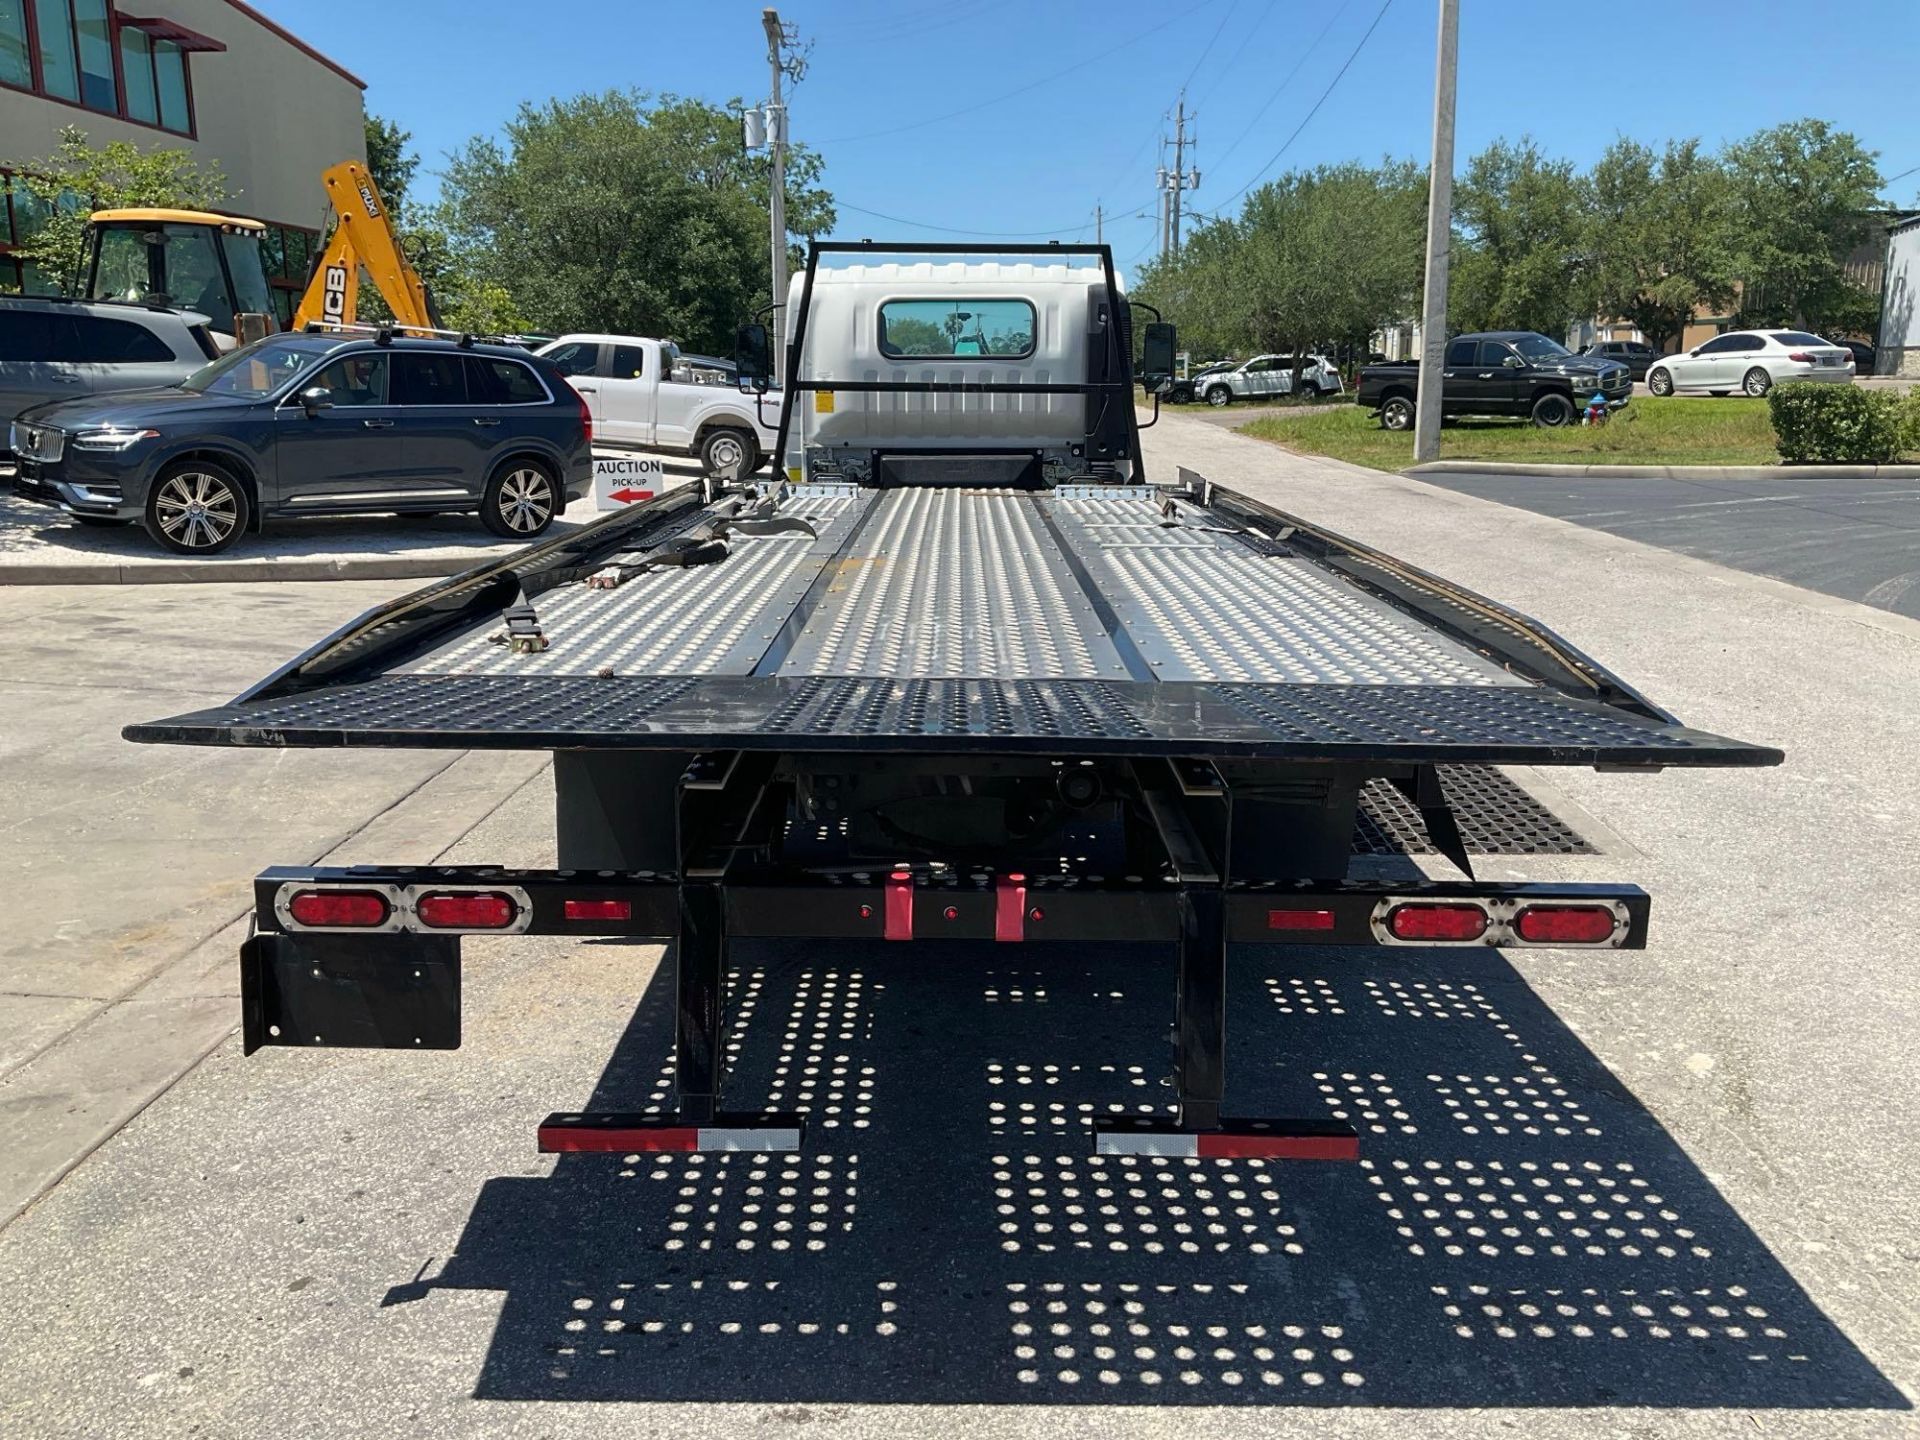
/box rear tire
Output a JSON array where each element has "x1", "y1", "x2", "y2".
[
  {"x1": 1743, "y1": 366, "x2": 1773, "y2": 397},
  {"x1": 143, "y1": 458, "x2": 249, "y2": 555},
  {"x1": 480, "y1": 458, "x2": 558, "y2": 539},
  {"x1": 1205, "y1": 385, "x2": 1232, "y2": 407},
  {"x1": 1647, "y1": 367, "x2": 1673, "y2": 397},
  {"x1": 699, "y1": 426, "x2": 758, "y2": 480},
  {"x1": 1530, "y1": 392, "x2": 1576, "y2": 427},
  {"x1": 1379, "y1": 395, "x2": 1415, "y2": 431}
]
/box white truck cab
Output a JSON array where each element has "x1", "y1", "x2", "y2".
[{"x1": 536, "y1": 333, "x2": 780, "y2": 475}]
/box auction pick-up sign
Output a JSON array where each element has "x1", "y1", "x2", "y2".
[{"x1": 591, "y1": 454, "x2": 665, "y2": 512}]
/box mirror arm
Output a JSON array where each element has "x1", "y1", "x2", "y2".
[{"x1": 1137, "y1": 386, "x2": 1163, "y2": 430}]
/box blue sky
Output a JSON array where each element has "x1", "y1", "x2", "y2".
[{"x1": 259, "y1": 0, "x2": 1920, "y2": 281}]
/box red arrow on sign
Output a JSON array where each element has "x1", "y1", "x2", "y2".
[{"x1": 608, "y1": 488, "x2": 655, "y2": 503}]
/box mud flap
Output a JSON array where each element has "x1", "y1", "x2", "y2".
[{"x1": 239, "y1": 930, "x2": 461, "y2": 1055}]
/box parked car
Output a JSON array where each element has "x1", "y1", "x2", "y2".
[
  {"x1": 1579, "y1": 338, "x2": 1667, "y2": 382},
  {"x1": 1163, "y1": 360, "x2": 1235, "y2": 404},
  {"x1": 1196, "y1": 353, "x2": 1343, "y2": 406},
  {"x1": 1645, "y1": 330, "x2": 1854, "y2": 398},
  {"x1": 537, "y1": 333, "x2": 778, "y2": 476},
  {"x1": 0, "y1": 295, "x2": 219, "y2": 438},
  {"x1": 1839, "y1": 339, "x2": 1876, "y2": 375},
  {"x1": 9, "y1": 331, "x2": 591, "y2": 555},
  {"x1": 1356, "y1": 331, "x2": 1631, "y2": 429}
]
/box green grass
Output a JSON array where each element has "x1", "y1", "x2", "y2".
[{"x1": 1239, "y1": 395, "x2": 1789, "y2": 470}]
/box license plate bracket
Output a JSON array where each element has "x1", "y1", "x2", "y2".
[{"x1": 239, "y1": 929, "x2": 460, "y2": 1054}]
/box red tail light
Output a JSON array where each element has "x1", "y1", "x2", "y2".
[
  {"x1": 1267, "y1": 908, "x2": 1336, "y2": 931},
  {"x1": 415, "y1": 891, "x2": 517, "y2": 929},
  {"x1": 574, "y1": 387, "x2": 592, "y2": 444},
  {"x1": 564, "y1": 898, "x2": 631, "y2": 922},
  {"x1": 1514, "y1": 904, "x2": 1618, "y2": 944},
  {"x1": 1386, "y1": 902, "x2": 1488, "y2": 942},
  {"x1": 288, "y1": 889, "x2": 389, "y2": 927},
  {"x1": 1788, "y1": 352, "x2": 1813, "y2": 362}
]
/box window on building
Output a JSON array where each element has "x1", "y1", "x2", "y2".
[
  {"x1": 33, "y1": 0, "x2": 77, "y2": 100},
  {"x1": 116, "y1": 23, "x2": 155, "y2": 122},
  {"x1": 72, "y1": 0, "x2": 111, "y2": 110},
  {"x1": 152, "y1": 36, "x2": 188, "y2": 131},
  {"x1": 0, "y1": 0, "x2": 30, "y2": 89}
]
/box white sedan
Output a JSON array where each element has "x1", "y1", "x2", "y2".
[{"x1": 1645, "y1": 330, "x2": 1854, "y2": 398}]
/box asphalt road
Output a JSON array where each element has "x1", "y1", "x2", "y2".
[
  {"x1": 1, "y1": 414, "x2": 1916, "y2": 1438},
  {"x1": 1408, "y1": 472, "x2": 1920, "y2": 620}
]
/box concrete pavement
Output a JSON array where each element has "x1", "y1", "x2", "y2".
[{"x1": 0, "y1": 411, "x2": 1915, "y2": 1437}]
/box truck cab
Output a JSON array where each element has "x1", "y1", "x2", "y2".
[{"x1": 536, "y1": 332, "x2": 780, "y2": 476}]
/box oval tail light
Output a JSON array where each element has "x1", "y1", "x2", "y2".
[
  {"x1": 288, "y1": 888, "x2": 389, "y2": 928},
  {"x1": 415, "y1": 890, "x2": 517, "y2": 930},
  {"x1": 1514, "y1": 904, "x2": 1618, "y2": 944},
  {"x1": 1386, "y1": 902, "x2": 1488, "y2": 942}
]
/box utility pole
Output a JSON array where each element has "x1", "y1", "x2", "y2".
[
  {"x1": 1156, "y1": 97, "x2": 1201, "y2": 260},
  {"x1": 1413, "y1": 0, "x2": 1459, "y2": 465},
  {"x1": 1095, "y1": 204, "x2": 1102, "y2": 244},
  {"x1": 762, "y1": 8, "x2": 791, "y2": 385}
]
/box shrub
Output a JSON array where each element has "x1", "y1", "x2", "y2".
[{"x1": 1768, "y1": 382, "x2": 1909, "y2": 464}]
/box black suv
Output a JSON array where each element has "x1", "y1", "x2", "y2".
[
  {"x1": 10, "y1": 331, "x2": 591, "y2": 553},
  {"x1": 1580, "y1": 338, "x2": 1665, "y2": 381},
  {"x1": 1356, "y1": 332, "x2": 1631, "y2": 430}
]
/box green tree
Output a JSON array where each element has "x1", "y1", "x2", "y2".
[
  {"x1": 1450, "y1": 137, "x2": 1590, "y2": 337},
  {"x1": 1721, "y1": 119, "x2": 1883, "y2": 334},
  {"x1": 434, "y1": 90, "x2": 833, "y2": 352},
  {"x1": 362, "y1": 113, "x2": 419, "y2": 218},
  {"x1": 1137, "y1": 161, "x2": 1424, "y2": 380},
  {"x1": 1586, "y1": 137, "x2": 1736, "y2": 352},
  {"x1": 5, "y1": 124, "x2": 229, "y2": 293}
]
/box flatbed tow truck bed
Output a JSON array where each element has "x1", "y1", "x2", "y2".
[{"x1": 125, "y1": 241, "x2": 1779, "y2": 1168}]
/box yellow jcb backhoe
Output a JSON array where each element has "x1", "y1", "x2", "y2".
[{"x1": 290, "y1": 160, "x2": 440, "y2": 333}]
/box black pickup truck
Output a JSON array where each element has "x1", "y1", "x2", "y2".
[{"x1": 1357, "y1": 331, "x2": 1632, "y2": 430}]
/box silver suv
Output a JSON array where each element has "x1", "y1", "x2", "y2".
[{"x1": 0, "y1": 295, "x2": 217, "y2": 437}]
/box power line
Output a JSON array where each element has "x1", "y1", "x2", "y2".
[
  {"x1": 811, "y1": 13, "x2": 1185, "y2": 145},
  {"x1": 831, "y1": 198, "x2": 1148, "y2": 239},
  {"x1": 1178, "y1": 0, "x2": 1239, "y2": 97},
  {"x1": 1208, "y1": 0, "x2": 1352, "y2": 176},
  {"x1": 1201, "y1": 0, "x2": 1394, "y2": 216}
]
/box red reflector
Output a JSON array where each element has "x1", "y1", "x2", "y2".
[
  {"x1": 538, "y1": 1123, "x2": 696, "y2": 1154},
  {"x1": 1267, "y1": 907, "x2": 1336, "y2": 932},
  {"x1": 287, "y1": 889, "x2": 388, "y2": 927},
  {"x1": 564, "y1": 898, "x2": 631, "y2": 922},
  {"x1": 1387, "y1": 902, "x2": 1488, "y2": 941},
  {"x1": 1515, "y1": 904, "x2": 1618, "y2": 944},
  {"x1": 995, "y1": 872, "x2": 1028, "y2": 942},
  {"x1": 1196, "y1": 1132, "x2": 1361, "y2": 1161},
  {"x1": 415, "y1": 891, "x2": 516, "y2": 929},
  {"x1": 884, "y1": 870, "x2": 913, "y2": 941}
]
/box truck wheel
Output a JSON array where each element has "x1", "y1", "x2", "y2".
[
  {"x1": 1205, "y1": 385, "x2": 1232, "y2": 407},
  {"x1": 143, "y1": 459, "x2": 250, "y2": 555},
  {"x1": 1743, "y1": 367, "x2": 1773, "y2": 397},
  {"x1": 1647, "y1": 367, "x2": 1673, "y2": 396},
  {"x1": 1530, "y1": 392, "x2": 1576, "y2": 427},
  {"x1": 480, "y1": 459, "x2": 558, "y2": 538},
  {"x1": 700, "y1": 426, "x2": 757, "y2": 479},
  {"x1": 1379, "y1": 395, "x2": 1414, "y2": 431}
]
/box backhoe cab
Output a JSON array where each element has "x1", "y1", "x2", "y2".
[{"x1": 80, "y1": 208, "x2": 275, "y2": 348}]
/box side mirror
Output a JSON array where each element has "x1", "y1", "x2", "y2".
[
  {"x1": 1503, "y1": 354, "x2": 1526, "y2": 369},
  {"x1": 734, "y1": 322, "x2": 772, "y2": 394},
  {"x1": 298, "y1": 385, "x2": 332, "y2": 413},
  {"x1": 1140, "y1": 321, "x2": 1177, "y2": 383}
]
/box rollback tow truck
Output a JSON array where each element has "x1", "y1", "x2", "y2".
[{"x1": 125, "y1": 242, "x2": 1779, "y2": 1164}]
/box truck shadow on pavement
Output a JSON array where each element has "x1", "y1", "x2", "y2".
[{"x1": 407, "y1": 940, "x2": 1905, "y2": 1410}]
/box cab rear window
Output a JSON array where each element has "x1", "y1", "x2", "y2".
[{"x1": 878, "y1": 298, "x2": 1035, "y2": 359}]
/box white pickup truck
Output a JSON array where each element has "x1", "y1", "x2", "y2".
[{"x1": 535, "y1": 333, "x2": 780, "y2": 475}]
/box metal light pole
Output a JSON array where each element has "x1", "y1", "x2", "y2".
[
  {"x1": 762, "y1": 8, "x2": 789, "y2": 385},
  {"x1": 1413, "y1": 0, "x2": 1459, "y2": 464}
]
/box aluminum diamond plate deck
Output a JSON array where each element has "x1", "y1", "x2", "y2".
[
  {"x1": 774, "y1": 487, "x2": 1125, "y2": 679},
  {"x1": 404, "y1": 486, "x2": 869, "y2": 678},
  {"x1": 1045, "y1": 492, "x2": 1518, "y2": 686}
]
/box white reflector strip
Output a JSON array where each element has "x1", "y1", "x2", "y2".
[
  {"x1": 698, "y1": 1126, "x2": 803, "y2": 1152},
  {"x1": 1094, "y1": 1131, "x2": 1201, "y2": 1157}
]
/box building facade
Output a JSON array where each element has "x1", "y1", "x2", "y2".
[
  {"x1": 0, "y1": 0, "x2": 366, "y2": 322},
  {"x1": 1880, "y1": 217, "x2": 1920, "y2": 379}
]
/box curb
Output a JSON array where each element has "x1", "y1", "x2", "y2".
[
  {"x1": 1406, "y1": 460, "x2": 1920, "y2": 480},
  {"x1": 0, "y1": 553, "x2": 493, "y2": 586}
]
